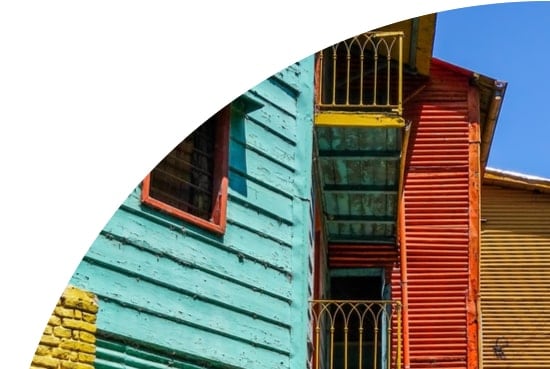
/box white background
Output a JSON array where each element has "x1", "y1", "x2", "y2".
[{"x1": 0, "y1": 1, "x2": 516, "y2": 367}]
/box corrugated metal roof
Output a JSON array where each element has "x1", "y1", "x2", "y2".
[{"x1": 484, "y1": 167, "x2": 550, "y2": 193}]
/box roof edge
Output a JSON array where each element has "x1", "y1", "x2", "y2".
[
  {"x1": 484, "y1": 167, "x2": 550, "y2": 193},
  {"x1": 479, "y1": 79, "x2": 507, "y2": 172},
  {"x1": 430, "y1": 58, "x2": 507, "y2": 173}
]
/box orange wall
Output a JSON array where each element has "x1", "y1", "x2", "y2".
[{"x1": 392, "y1": 59, "x2": 478, "y2": 369}]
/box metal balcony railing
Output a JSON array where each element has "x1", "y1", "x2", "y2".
[
  {"x1": 316, "y1": 32, "x2": 404, "y2": 115},
  {"x1": 310, "y1": 300, "x2": 402, "y2": 369}
]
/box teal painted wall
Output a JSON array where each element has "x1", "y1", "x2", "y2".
[{"x1": 70, "y1": 56, "x2": 315, "y2": 369}]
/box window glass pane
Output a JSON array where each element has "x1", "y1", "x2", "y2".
[{"x1": 149, "y1": 116, "x2": 217, "y2": 221}]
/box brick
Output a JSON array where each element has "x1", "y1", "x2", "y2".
[
  {"x1": 44, "y1": 325, "x2": 53, "y2": 335},
  {"x1": 60, "y1": 360, "x2": 94, "y2": 369},
  {"x1": 74, "y1": 310, "x2": 83, "y2": 319},
  {"x1": 35, "y1": 345, "x2": 50, "y2": 356},
  {"x1": 82, "y1": 313, "x2": 96, "y2": 323},
  {"x1": 61, "y1": 289, "x2": 98, "y2": 314},
  {"x1": 78, "y1": 352, "x2": 95, "y2": 364},
  {"x1": 40, "y1": 333, "x2": 61, "y2": 347},
  {"x1": 55, "y1": 306, "x2": 74, "y2": 318},
  {"x1": 48, "y1": 315, "x2": 62, "y2": 326},
  {"x1": 52, "y1": 348, "x2": 79, "y2": 361},
  {"x1": 62, "y1": 318, "x2": 96, "y2": 334},
  {"x1": 32, "y1": 355, "x2": 60, "y2": 368},
  {"x1": 79, "y1": 331, "x2": 96, "y2": 344},
  {"x1": 63, "y1": 286, "x2": 95, "y2": 301},
  {"x1": 53, "y1": 326, "x2": 73, "y2": 338},
  {"x1": 59, "y1": 340, "x2": 96, "y2": 354}
]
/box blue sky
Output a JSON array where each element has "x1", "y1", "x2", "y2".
[{"x1": 434, "y1": 2, "x2": 550, "y2": 178}]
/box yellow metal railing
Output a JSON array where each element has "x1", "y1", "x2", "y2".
[
  {"x1": 310, "y1": 300, "x2": 402, "y2": 369},
  {"x1": 316, "y1": 32, "x2": 403, "y2": 116}
]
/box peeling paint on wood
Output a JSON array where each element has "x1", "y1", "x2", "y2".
[{"x1": 70, "y1": 57, "x2": 315, "y2": 369}]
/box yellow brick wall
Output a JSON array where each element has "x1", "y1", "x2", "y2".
[{"x1": 31, "y1": 285, "x2": 98, "y2": 369}]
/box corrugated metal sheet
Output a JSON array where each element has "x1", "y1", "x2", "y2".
[
  {"x1": 392, "y1": 60, "x2": 472, "y2": 369},
  {"x1": 480, "y1": 184, "x2": 550, "y2": 368},
  {"x1": 328, "y1": 243, "x2": 398, "y2": 268}
]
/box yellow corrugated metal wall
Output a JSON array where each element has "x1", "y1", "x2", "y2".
[{"x1": 481, "y1": 184, "x2": 550, "y2": 368}]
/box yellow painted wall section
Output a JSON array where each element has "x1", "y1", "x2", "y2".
[
  {"x1": 31, "y1": 285, "x2": 98, "y2": 369},
  {"x1": 374, "y1": 14, "x2": 436, "y2": 76},
  {"x1": 481, "y1": 184, "x2": 550, "y2": 368}
]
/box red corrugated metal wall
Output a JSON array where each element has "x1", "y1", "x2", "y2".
[
  {"x1": 392, "y1": 60, "x2": 473, "y2": 369},
  {"x1": 328, "y1": 244, "x2": 398, "y2": 268}
]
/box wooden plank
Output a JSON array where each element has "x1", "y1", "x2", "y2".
[
  {"x1": 467, "y1": 84, "x2": 481, "y2": 369},
  {"x1": 229, "y1": 140, "x2": 298, "y2": 195},
  {"x1": 228, "y1": 172, "x2": 294, "y2": 224},
  {"x1": 102, "y1": 207, "x2": 293, "y2": 300},
  {"x1": 232, "y1": 113, "x2": 297, "y2": 165},
  {"x1": 95, "y1": 299, "x2": 290, "y2": 369},
  {"x1": 70, "y1": 57, "x2": 316, "y2": 369},
  {"x1": 73, "y1": 260, "x2": 291, "y2": 352},
  {"x1": 78, "y1": 235, "x2": 292, "y2": 320},
  {"x1": 249, "y1": 77, "x2": 299, "y2": 118}
]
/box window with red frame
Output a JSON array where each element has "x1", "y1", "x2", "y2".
[{"x1": 141, "y1": 106, "x2": 230, "y2": 234}]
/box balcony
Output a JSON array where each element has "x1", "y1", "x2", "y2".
[
  {"x1": 310, "y1": 300, "x2": 402, "y2": 369},
  {"x1": 315, "y1": 31, "x2": 404, "y2": 126},
  {"x1": 313, "y1": 32, "x2": 406, "y2": 247}
]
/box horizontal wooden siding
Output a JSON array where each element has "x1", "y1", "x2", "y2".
[{"x1": 71, "y1": 58, "x2": 315, "y2": 369}]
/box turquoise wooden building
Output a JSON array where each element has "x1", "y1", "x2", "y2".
[
  {"x1": 63, "y1": 13, "x2": 510, "y2": 369},
  {"x1": 69, "y1": 56, "x2": 317, "y2": 369}
]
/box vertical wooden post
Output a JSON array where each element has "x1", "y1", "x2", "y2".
[{"x1": 467, "y1": 84, "x2": 481, "y2": 369}]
